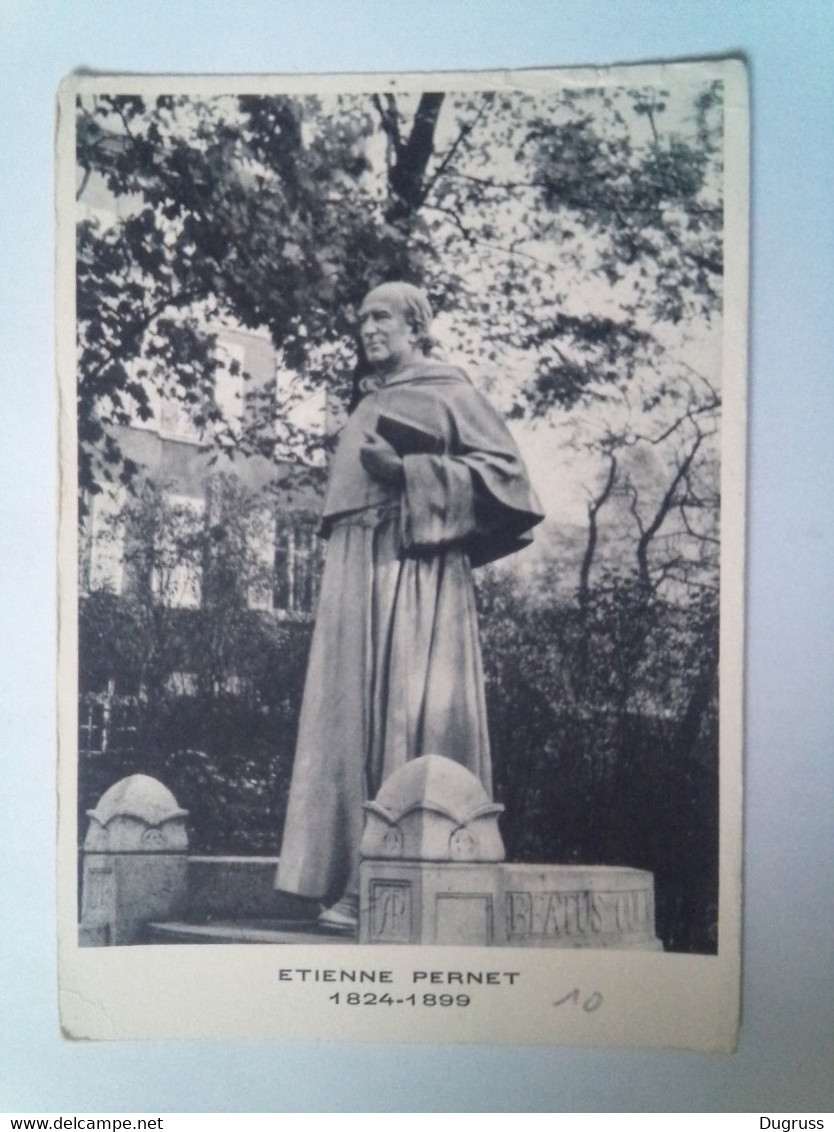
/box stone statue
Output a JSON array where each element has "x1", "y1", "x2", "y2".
[{"x1": 275, "y1": 282, "x2": 543, "y2": 932}]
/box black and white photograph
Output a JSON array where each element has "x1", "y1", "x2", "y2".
[{"x1": 57, "y1": 60, "x2": 747, "y2": 1048}]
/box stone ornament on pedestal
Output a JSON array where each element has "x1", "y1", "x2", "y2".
[
  {"x1": 359, "y1": 756, "x2": 506, "y2": 950},
  {"x1": 360, "y1": 754, "x2": 505, "y2": 863},
  {"x1": 80, "y1": 774, "x2": 189, "y2": 946},
  {"x1": 359, "y1": 755, "x2": 663, "y2": 950},
  {"x1": 359, "y1": 754, "x2": 506, "y2": 946}
]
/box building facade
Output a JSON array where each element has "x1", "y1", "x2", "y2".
[{"x1": 77, "y1": 166, "x2": 329, "y2": 844}]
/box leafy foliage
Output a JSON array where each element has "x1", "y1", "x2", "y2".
[
  {"x1": 76, "y1": 80, "x2": 725, "y2": 951},
  {"x1": 77, "y1": 84, "x2": 723, "y2": 499},
  {"x1": 79, "y1": 478, "x2": 312, "y2": 852},
  {"x1": 478, "y1": 565, "x2": 718, "y2": 953}
]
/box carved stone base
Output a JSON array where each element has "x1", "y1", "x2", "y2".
[
  {"x1": 359, "y1": 861, "x2": 663, "y2": 950},
  {"x1": 498, "y1": 864, "x2": 663, "y2": 949},
  {"x1": 79, "y1": 775, "x2": 189, "y2": 946},
  {"x1": 80, "y1": 852, "x2": 188, "y2": 946}
]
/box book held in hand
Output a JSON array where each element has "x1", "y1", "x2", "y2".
[{"x1": 376, "y1": 410, "x2": 444, "y2": 457}]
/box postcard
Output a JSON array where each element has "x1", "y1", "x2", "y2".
[{"x1": 57, "y1": 58, "x2": 747, "y2": 1049}]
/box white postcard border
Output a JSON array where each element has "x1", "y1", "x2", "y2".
[{"x1": 57, "y1": 58, "x2": 747, "y2": 1051}]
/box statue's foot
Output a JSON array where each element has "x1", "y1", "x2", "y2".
[{"x1": 317, "y1": 894, "x2": 358, "y2": 934}]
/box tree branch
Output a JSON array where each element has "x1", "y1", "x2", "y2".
[
  {"x1": 636, "y1": 430, "x2": 705, "y2": 590},
  {"x1": 423, "y1": 94, "x2": 493, "y2": 199},
  {"x1": 579, "y1": 454, "x2": 617, "y2": 610}
]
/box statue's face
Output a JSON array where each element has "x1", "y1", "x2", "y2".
[{"x1": 358, "y1": 294, "x2": 420, "y2": 373}]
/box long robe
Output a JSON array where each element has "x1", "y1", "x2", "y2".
[{"x1": 275, "y1": 361, "x2": 543, "y2": 902}]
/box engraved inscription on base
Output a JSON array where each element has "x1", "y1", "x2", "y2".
[
  {"x1": 506, "y1": 888, "x2": 653, "y2": 941},
  {"x1": 368, "y1": 880, "x2": 412, "y2": 942}
]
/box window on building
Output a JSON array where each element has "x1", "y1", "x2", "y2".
[
  {"x1": 165, "y1": 671, "x2": 199, "y2": 696},
  {"x1": 122, "y1": 356, "x2": 161, "y2": 435},
  {"x1": 156, "y1": 338, "x2": 247, "y2": 443},
  {"x1": 78, "y1": 692, "x2": 107, "y2": 756},
  {"x1": 246, "y1": 504, "x2": 277, "y2": 611},
  {"x1": 82, "y1": 488, "x2": 126, "y2": 595},
  {"x1": 151, "y1": 494, "x2": 205, "y2": 609},
  {"x1": 219, "y1": 674, "x2": 250, "y2": 697},
  {"x1": 214, "y1": 340, "x2": 246, "y2": 426},
  {"x1": 272, "y1": 515, "x2": 323, "y2": 618},
  {"x1": 158, "y1": 393, "x2": 203, "y2": 443},
  {"x1": 78, "y1": 678, "x2": 139, "y2": 757}
]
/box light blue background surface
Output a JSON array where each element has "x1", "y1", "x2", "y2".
[{"x1": 1, "y1": 0, "x2": 832, "y2": 1113}]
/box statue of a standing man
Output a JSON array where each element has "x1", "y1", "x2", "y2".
[{"x1": 275, "y1": 282, "x2": 543, "y2": 931}]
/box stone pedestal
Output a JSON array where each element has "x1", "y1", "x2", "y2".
[
  {"x1": 360, "y1": 861, "x2": 500, "y2": 945},
  {"x1": 499, "y1": 864, "x2": 661, "y2": 949},
  {"x1": 359, "y1": 755, "x2": 663, "y2": 950},
  {"x1": 360, "y1": 861, "x2": 662, "y2": 949},
  {"x1": 80, "y1": 774, "x2": 189, "y2": 946}
]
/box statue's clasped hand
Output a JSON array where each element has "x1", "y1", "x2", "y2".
[{"x1": 359, "y1": 432, "x2": 405, "y2": 486}]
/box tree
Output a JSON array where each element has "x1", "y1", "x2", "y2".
[
  {"x1": 77, "y1": 93, "x2": 379, "y2": 496},
  {"x1": 75, "y1": 78, "x2": 726, "y2": 950},
  {"x1": 78, "y1": 475, "x2": 314, "y2": 851},
  {"x1": 476, "y1": 560, "x2": 718, "y2": 953},
  {"x1": 76, "y1": 83, "x2": 723, "y2": 509}
]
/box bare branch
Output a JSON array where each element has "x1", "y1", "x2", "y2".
[
  {"x1": 423, "y1": 94, "x2": 494, "y2": 199},
  {"x1": 579, "y1": 454, "x2": 618, "y2": 609},
  {"x1": 630, "y1": 399, "x2": 720, "y2": 448},
  {"x1": 636, "y1": 431, "x2": 705, "y2": 589},
  {"x1": 76, "y1": 167, "x2": 92, "y2": 202}
]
